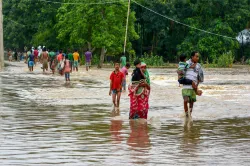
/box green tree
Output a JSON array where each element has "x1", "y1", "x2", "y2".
[{"x1": 55, "y1": 0, "x2": 139, "y2": 67}]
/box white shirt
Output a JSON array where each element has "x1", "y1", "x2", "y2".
[{"x1": 183, "y1": 59, "x2": 201, "y2": 89}]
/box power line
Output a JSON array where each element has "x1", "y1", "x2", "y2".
[
  {"x1": 132, "y1": 0, "x2": 237, "y2": 40},
  {"x1": 39, "y1": 0, "x2": 127, "y2": 5}
]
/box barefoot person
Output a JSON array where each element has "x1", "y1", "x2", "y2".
[
  {"x1": 109, "y1": 62, "x2": 124, "y2": 108},
  {"x1": 85, "y1": 49, "x2": 92, "y2": 71},
  {"x1": 63, "y1": 55, "x2": 71, "y2": 82},
  {"x1": 120, "y1": 63, "x2": 130, "y2": 91},
  {"x1": 129, "y1": 60, "x2": 150, "y2": 120},
  {"x1": 41, "y1": 48, "x2": 49, "y2": 73},
  {"x1": 182, "y1": 51, "x2": 203, "y2": 117},
  {"x1": 73, "y1": 49, "x2": 80, "y2": 72},
  {"x1": 28, "y1": 50, "x2": 35, "y2": 72},
  {"x1": 8, "y1": 49, "x2": 12, "y2": 62}
]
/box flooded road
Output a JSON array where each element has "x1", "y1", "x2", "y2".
[{"x1": 0, "y1": 62, "x2": 250, "y2": 165}]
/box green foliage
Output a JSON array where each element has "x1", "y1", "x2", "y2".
[
  {"x1": 55, "y1": 1, "x2": 139, "y2": 55},
  {"x1": 246, "y1": 59, "x2": 250, "y2": 65},
  {"x1": 80, "y1": 54, "x2": 100, "y2": 66},
  {"x1": 217, "y1": 51, "x2": 234, "y2": 68},
  {"x1": 3, "y1": 0, "x2": 250, "y2": 66},
  {"x1": 140, "y1": 53, "x2": 164, "y2": 66}
]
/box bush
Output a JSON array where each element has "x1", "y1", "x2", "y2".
[
  {"x1": 246, "y1": 59, "x2": 250, "y2": 65},
  {"x1": 140, "y1": 53, "x2": 164, "y2": 66},
  {"x1": 217, "y1": 51, "x2": 234, "y2": 68}
]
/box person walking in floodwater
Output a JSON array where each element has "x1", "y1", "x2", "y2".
[
  {"x1": 8, "y1": 50, "x2": 12, "y2": 62},
  {"x1": 182, "y1": 51, "x2": 203, "y2": 117},
  {"x1": 129, "y1": 60, "x2": 150, "y2": 120},
  {"x1": 63, "y1": 55, "x2": 71, "y2": 82},
  {"x1": 57, "y1": 50, "x2": 64, "y2": 75},
  {"x1": 73, "y1": 49, "x2": 80, "y2": 72},
  {"x1": 109, "y1": 62, "x2": 124, "y2": 108},
  {"x1": 49, "y1": 50, "x2": 56, "y2": 74},
  {"x1": 41, "y1": 48, "x2": 49, "y2": 73},
  {"x1": 120, "y1": 63, "x2": 130, "y2": 91},
  {"x1": 85, "y1": 49, "x2": 92, "y2": 71},
  {"x1": 120, "y1": 54, "x2": 126, "y2": 68},
  {"x1": 28, "y1": 50, "x2": 35, "y2": 72},
  {"x1": 67, "y1": 49, "x2": 74, "y2": 72}
]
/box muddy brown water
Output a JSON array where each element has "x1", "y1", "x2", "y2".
[{"x1": 0, "y1": 62, "x2": 250, "y2": 165}]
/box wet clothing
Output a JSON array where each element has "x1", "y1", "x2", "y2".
[
  {"x1": 49, "y1": 51, "x2": 56, "y2": 60},
  {"x1": 120, "y1": 56, "x2": 126, "y2": 68},
  {"x1": 64, "y1": 59, "x2": 71, "y2": 73},
  {"x1": 73, "y1": 61, "x2": 79, "y2": 68},
  {"x1": 129, "y1": 82, "x2": 150, "y2": 120},
  {"x1": 183, "y1": 59, "x2": 201, "y2": 89},
  {"x1": 33, "y1": 50, "x2": 39, "y2": 58},
  {"x1": 41, "y1": 52, "x2": 49, "y2": 70},
  {"x1": 85, "y1": 62, "x2": 91, "y2": 67},
  {"x1": 177, "y1": 61, "x2": 193, "y2": 85},
  {"x1": 132, "y1": 68, "x2": 145, "y2": 82},
  {"x1": 143, "y1": 69, "x2": 150, "y2": 85},
  {"x1": 28, "y1": 61, "x2": 34, "y2": 67},
  {"x1": 28, "y1": 54, "x2": 35, "y2": 62},
  {"x1": 112, "y1": 89, "x2": 122, "y2": 94},
  {"x1": 64, "y1": 59, "x2": 71, "y2": 80},
  {"x1": 49, "y1": 52, "x2": 56, "y2": 70},
  {"x1": 121, "y1": 67, "x2": 128, "y2": 79},
  {"x1": 73, "y1": 52, "x2": 80, "y2": 61},
  {"x1": 178, "y1": 78, "x2": 193, "y2": 85},
  {"x1": 8, "y1": 51, "x2": 12, "y2": 61},
  {"x1": 85, "y1": 51, "x2": 92, "y2": 62},
  {"x1": 65, "y1": 73, "x2": 70, "y2": 80},
  {"x1": 50, "y1": 59, "x2": 56, "y2": 71},
  {"x1": 110, "y1": 71, "x2": 124, "y2": 91},
  {"x1": 68, "y1": 53, "x2": 74, "y2": 61},
  {"x1": 121, "y1": 67, "x2": 128, "y2": 90},
  {"x1": 178, "y1": 61, "x2": 190, "y2": 78},
  {"x1": 28, "y1": 54, "x2": 35, "y2": 67},
  {"x1": 182, "y1": 89, "x2": 196, "y2": 103},
  {"x1": 57, "y1": 53, "x2": 63, "y2": 62}
]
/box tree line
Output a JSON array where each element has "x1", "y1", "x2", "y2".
[{"x1": 3, "y1": 0, "x2": 250, "y2": 66}]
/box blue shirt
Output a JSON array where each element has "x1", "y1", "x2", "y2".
[{"x1": 29, "y1": 54, "x2": 34, "y2": 61}]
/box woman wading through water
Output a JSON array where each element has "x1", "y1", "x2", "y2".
[{"x1": 129, "y1": 60, "x2": 151, "y2": 120}]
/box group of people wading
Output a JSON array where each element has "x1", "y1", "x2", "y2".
[
  {"x1": 23, "y1": 46, "x2": 92, "y2": 82},
  {"x1": 110, "y1": 51, "x2": 204, "y2": 120}
]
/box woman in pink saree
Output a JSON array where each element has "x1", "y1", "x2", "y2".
[{"x1": 129, "y1": 61, "x2": 150, "y2": 119}]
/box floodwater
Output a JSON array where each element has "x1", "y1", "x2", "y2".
[{"x1": 0, "y1": 62, "x2": 250, "y2": 166}]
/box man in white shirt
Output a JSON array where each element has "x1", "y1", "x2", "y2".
[{"x1": 182, "y1": 51, "x2": 203, "y2": 117}]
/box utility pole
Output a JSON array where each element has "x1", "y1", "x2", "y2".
[
  {"x1": 0, "y1": 0, "x2": 4, "y2": 71},
  {"x1": 123, "y1": 0, "x2": 131, "y2": 56}
]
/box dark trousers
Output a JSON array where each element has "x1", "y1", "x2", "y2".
[{"x1": 178, "y1": 78, "x2": 193, "y2": 85}]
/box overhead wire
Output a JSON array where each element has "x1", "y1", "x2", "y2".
[
  {"x1": 3, "y1": 0, "x2": 238, "y2": 40},
  {"x1": 38, "y1": 0, "x2": 127, "y2": 5},
  {"x1": 132, "y1": 0, "x2": 237, "y2": 40}
]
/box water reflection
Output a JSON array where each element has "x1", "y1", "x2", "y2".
[
  {"x1": 110, "y1": 108, "x2": 123, "y2": 144},
  {"x1": 127, "y1": 120, "x2": 151, "y2": 165},
  {"x1": 1, "y1": 63, "x2": 250, "y2": 165},
  {"x1": 180, "y1": 117, "x2": 201, "y2": 157}
]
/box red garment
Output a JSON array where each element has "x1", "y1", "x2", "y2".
[
  {"x1": 129, "y1": 85, "x2": 150, "y2": 119},
  {"x1": 110, "y1": 71, "x2": 124, "y2": 90},
  {"x1": 64, "y1": 59, "x2": 71, "y2": 73},
  {"x1": 57, "y1": 53, "x2": 63, "y2": 61},
  {"x1": 33, "y1": 50, "x2": 38, "y2": 58}
]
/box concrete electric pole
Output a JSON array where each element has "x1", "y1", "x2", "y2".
[{"x1": 0, "y1": 0, "x2": 4, "y2": 71}]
